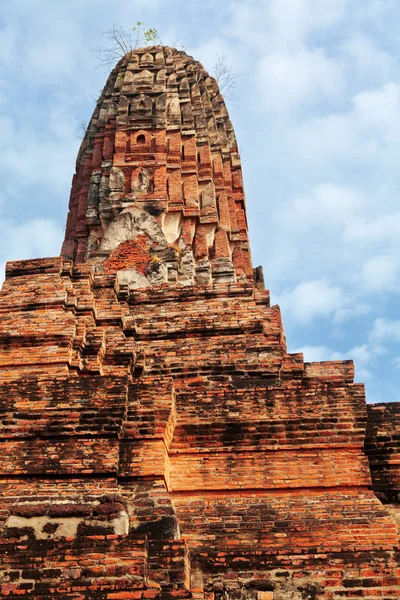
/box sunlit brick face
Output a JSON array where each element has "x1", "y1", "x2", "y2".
[{"x1": 61, "y1": 46, "x2": 253, "y2": 287}]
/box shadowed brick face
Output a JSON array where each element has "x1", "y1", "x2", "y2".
[{"x1": 1, "y1": 46, "x2": 400, "y2": 599}]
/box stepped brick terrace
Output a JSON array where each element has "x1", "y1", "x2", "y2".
[{"x1": 1, "y1": 46, "x2": 400, "y2": 600}]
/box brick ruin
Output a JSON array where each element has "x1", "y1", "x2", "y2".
[{"x1": 1, "y1": 46, "x2": 400, "y2": 599}]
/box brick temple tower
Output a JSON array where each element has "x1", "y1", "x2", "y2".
[{"x1": 1, "y1": 46, "x2": 400, "y2": 599}]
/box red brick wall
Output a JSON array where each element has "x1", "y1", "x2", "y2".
[{"x1": 1, "y1": 256, "x2": 400, "y2": 598}]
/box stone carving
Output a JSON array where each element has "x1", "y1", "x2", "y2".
[
  {"x1": 130, "y1": 94, "x2": 153, "y2": 119},
  {"x1": 116, "y1": 268, "x2": 151, "y2": 292},
  {"x1": 132, "y1": 69, "x2": 153, "y2": 89},
  {"x1": 98, "y1": 207, "x2": 167, "y2": 255},
  {"x1": 109, "y1": 166, "x2": 125, "y2": 192},
  {"x1": 131, "y1": 167, "x2": 150, "y2": 193}
]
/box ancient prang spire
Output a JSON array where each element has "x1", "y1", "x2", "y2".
[
  {"x1": 62, "y1": 47, "x2": 252, "y2": 288},
  {"x1": 1, "y1": 46, "x2": 400, "y2": 599}
]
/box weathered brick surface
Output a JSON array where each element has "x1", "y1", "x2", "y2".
[
  {"x1": 366, "y1": 403, "x2": 400, "y2": 500},
  {"x1": 0, "y1": 258, "x2": 399, "y2": 597},
  {"x1": 61, "y1": 47, "x2": 252, "y2": 287},
  {"x1": 0, "y1": 534, "x2": 193, "y2": 598},
  {"x1": 0, "y1": 376, "x2": 127, "y2": 438},
  {"x1": 172, "y1": 488, "x2": 395, "y2": 551},
  {"x1": 1, "y1": 45, "x2": 400, "y2": 599}
]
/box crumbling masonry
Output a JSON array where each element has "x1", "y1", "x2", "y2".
[{"x1": 1, "y1": 46, "x2": 400, "y2": 600}]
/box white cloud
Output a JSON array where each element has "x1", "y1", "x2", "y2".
[
  {"x1": 344, "y1": 212, "x2": 400, "y2": 244},
  {"x1": 360, "y1": 255, "x2": 400, "y2": 291},
  {"x1": 257, "y1": 48, "x2": 344, "y2": 110},
  {"x1": 342, "y1": 34, "x2": 393, "y2": 80},
  {"x1": 333, "y1": 304, "x2": 374, "y2": 324},
  {"x1": 369, "y1": 318, "x2": 400, "y2": 343},
  {"x1": 264, "y1": 183, "x2": 372, "y2": 288},
  {"x1": 229, "y1": 0, "x2": 348, "y2": 53},
  {"x1": 268, "y1": 0, "x2": 347, "y2": 33},
  {"x1": 289, "y1": 82, "x2": 400, "y2": 169},
  {"x1": 275, "y1": 279, "x2": 345, "y2": 324},
  {"x1": 279, "y1": 183, "x2": 363, "y2": 231},
  {"x1": 354, "y1": 83, "x2": 400, "y2": 139},
  {"x1": 351, "y1": 344, "x2": 373, "y2": 365}
]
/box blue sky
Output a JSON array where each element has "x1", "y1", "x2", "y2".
[{"x1": 1, "y1": 0, "x2": 400, "y2": 403}]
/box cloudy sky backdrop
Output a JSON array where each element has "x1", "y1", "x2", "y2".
[{"x1": 1, "y1": 0, "x2": 399, "y2": 403}]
